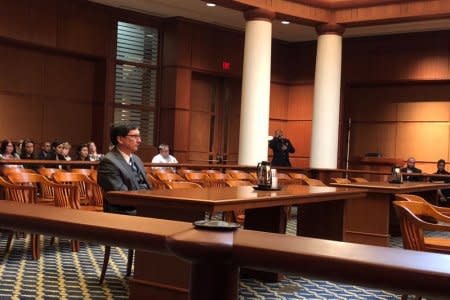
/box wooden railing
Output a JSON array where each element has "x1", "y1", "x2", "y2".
[
  {"x1": 0, "y1": 201, "x2": 450, "y2": 300},
  {"x1": 3, "y1": 160, "x2": 450, "y2": 183}
]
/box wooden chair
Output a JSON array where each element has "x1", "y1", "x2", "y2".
[
  {"x1": 53, "y1": 172, "x2": 102, "y2": 210},
  {"x1": 207, "y1": 172, "x2": 231, "y2": 188},
  {"x1": 351, "y1": 177, "x2": 369, "y2": 183},
  {"x1": 155, "y1": 172, "x2": 185, "y2": 183},
  {"x1": 393, "y1": 200, "x2": 450, "y2": 300},
  {"x1": 0, "y1": 180, "x2": 40, "y2": 260},
  {"x1": 146, "y1": 173, "x2": 166, "y2": 190},
  {"x1": 90, "y1": 169, "x2": 98, "y2": 182},
  {"x1": 2, "y1": 167, "x2": 36, "y2": 175},
  {"x1": 303, "y1": 178, "x2": 327, "y2": 186},
  {"x1": 177, "y1": 168, "x2": 195, "y2": 179},
  {"x1": 7, "y1": 173, "x2": 55, "y2": 205},
  {"x1": 202, "y1": 169, "x2": 221, "y2": 175},
  {"x1": 184, "y1": 172, "x2": 210, "y2": 187},
  {"x1": 277, "y1": 173, "x2": 295, "y2": 185},
  {"x1": 289, "y1": 173, "x2": 308, "y2": 184},
  {"x1": 72, "y1": 168, "x2": 92, "y2": 177},
  {"x1": 330, "y1": 177, "x2": 352, "y2": 184},
  {"x1": 38, "y1": 168, "x2": 62, "y2": 179},
  {"x1": 225, "y1": 180, "x2": 253, "y2": 187},
  {"x1": 228, "y1": 171, "x2": 256, "y2": 184},
  {"x1": 165, "y1": 181, "x2": 203, "y2": 190},
  {"x1": 396, "y1": 194, "x2": 450, "y2": 217}
]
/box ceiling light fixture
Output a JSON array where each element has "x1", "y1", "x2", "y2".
[
  {"x1": 206, "y1": 3, "x2": 216, "y2": 7},
  {"x1": 281, "y1": 20, "x2": 290, "y2": 25}
]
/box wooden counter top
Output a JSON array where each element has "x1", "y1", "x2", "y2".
[{"x1": 330, "y1": 181, "x2": 450, "y2": 193}]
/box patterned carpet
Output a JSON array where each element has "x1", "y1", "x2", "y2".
[{"x1": 0, "y1": 217, "x2": 433, "y2": 300}]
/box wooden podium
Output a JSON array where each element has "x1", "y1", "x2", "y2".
[{"x1": 350, "y1": 157, "x2": 404, "y2": 181}]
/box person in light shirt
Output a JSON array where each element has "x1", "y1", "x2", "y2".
[{"x1": 151, "y1": 144, "x2": 178, "y2": 171}]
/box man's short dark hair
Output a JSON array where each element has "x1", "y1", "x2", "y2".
[
  {"x1": 438, "y1": 159, "x2": 446, "y2": 165},
  {"x1": 110, "y1": 122, "x2": 139, "y2": 146}
]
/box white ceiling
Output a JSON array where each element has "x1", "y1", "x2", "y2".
[{"x1": 90, "y1": 0, "x2": 450, "y2": 42}]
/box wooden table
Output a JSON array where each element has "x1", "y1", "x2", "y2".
[
  {"x1": 330, "y1": 181, "x2": 450, "y2": 246},
  {"x1": 107, "y1": 185, "x2": 366, "y2": 300}
]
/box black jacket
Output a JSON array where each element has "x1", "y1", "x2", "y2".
[{"x1": 269, "y1": 137, "x2": 295, "y2": 167}]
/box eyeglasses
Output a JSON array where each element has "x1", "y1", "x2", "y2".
[{"x1": 126, "y1": 134, "x2": 141, "y2": 139}]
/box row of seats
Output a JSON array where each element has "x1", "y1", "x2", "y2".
[
  {"x1": 145, "y1": 167, "x2": 369, "y2": 189},
  {"x1": 0, "y1": 166, "x2": 121, "y2": 284}
]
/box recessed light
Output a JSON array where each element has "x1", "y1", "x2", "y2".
[
  {"x1": 206, "y1": 2, "x2": 216, "y2": 7},
  {"x1": 281, "y1": 20, "x2": 290, "y2": 25}
]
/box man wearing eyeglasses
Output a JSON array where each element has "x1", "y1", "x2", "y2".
[
  {"x1": 98, "y1": 122, "x2": 151, "y2": 215},
  {"x1": 151, "y1": 144, "x2": 178, "y2": 172}
]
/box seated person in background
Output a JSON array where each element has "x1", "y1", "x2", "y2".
[
  {"x1": 87, "y1": 141, "x2": 103, "y2": 161},
  {"x1": 38, "y1": 141, "x2": 52, "y2": 160},
  {"x1": 0, "y1": 139, "x2": 22, "y2": 168},
  {"x1": 151, "y1": 144, "x2": 178, "y2": 171},
  {"x1": 431, "y1": 159, "x2": 450, "y2": 204},
  {"x1": 269, "y1": 129, "x2": 295, "y2": 167},
  {"x1": 73, "y1": 143, "x2": 92, "y2": 169},
  {"x1": 400, "y1": 157, "x2": 422, "y2": 182},
  {"x1": 48, "y1": 140, "x2": 68, "y2": 170},
  {"x1": 62, "y1": 142, "x2": 72, "y2": 161},
  {"x1": 20, "y1": 139, "x2": 38, "y2": 170},
  {"x1": 14, "y1": 139, "x2": 24, "y2": 157}
]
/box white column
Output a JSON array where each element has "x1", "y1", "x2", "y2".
[
  {"x1": 310, "y1": 25, "x2": 345, "y2": 169},
  {"x1": 238, "y1": 9, "x2": 275, "y2": 165}
]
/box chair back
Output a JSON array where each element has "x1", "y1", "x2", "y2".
[
  {"x1": 38, "y1": 168, "x2": 61, "y2": 179},
  {"x1": 303, "y1": 178, "x2": 327, "y2": 186},
  {"x1": 52, "y1": 182, "x2": 81, "y2": 209},
  {"x1": 0, "y1": 176, "x2": 37, "y2": 204},
  {"x1": 185, "y1": 172, "x2": 210, "y2": 187},
  {"x1": 202, "y1": 169, "x2": 221, "y2": 175},
  {"x1": 351, "y1": 177, "x2": 369, "y2": 183},
  {"x1": 289, "y1": 173, "x2": 308, "y2": 182},
  {"x1": 7, "y1": 172, "x2": 55, "y2": 203},
  {"x1": 2, "y1": 167, "x2": 36, "y2": 176},
  {"x1": 72, "y1": 168, "x2": 92, "y2": 177},
  {"x1": 207, "y1": 172, "x2": 231, "y2": 187},
  {"x1": 178, "y1": 168, "x2": 195, "y2": 178},
  {"x1": 146, "y1": 173, "x2": 166, "y2": 190},
  {"x1": 396, "y1": 193, "x2": 450, "y2": 217},
  {"x1": 229, "y1": 172, "x2": 255, "y2": 182},
  {"x1": 331, "y1": 177, "x2": 351, "y2": 184},
  {"x1": 165, "y1": 181, "x2": 202, "y2": 190},
  {"x1": 393, "y1": 201, "x2": 436, "y2": 251},
  {"x1": 155, "y1": 172, "x2": 185, "y2": 182},
  {"x1": 53, "y1": 172, "x2": 90, "y2": 204},
  {"x1": 225, "y1": 180, "x2": 253, "y2": 187}
]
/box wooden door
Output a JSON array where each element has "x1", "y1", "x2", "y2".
[{"x1": 189, "y1": 73, "x2": 241, "y2": 164}]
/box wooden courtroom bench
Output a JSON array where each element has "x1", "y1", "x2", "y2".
[{"x1": 0, "y1": 202, "x2": 450, "y2": 300}]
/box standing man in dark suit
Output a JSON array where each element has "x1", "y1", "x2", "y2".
[
  {"x1": 98, "y1": 123, "x2": 151, "y2": 214},
  {"x1": 269, "y1": 129, "x2": 295, "y2": 167}
]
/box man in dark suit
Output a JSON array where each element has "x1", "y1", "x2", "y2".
[
  {"x1": 400, "y1": 156, "x2": 422, "y2": 182},
  {"x1": 98, "y1": 123, "x2": 151, "y2": 214},
  {"x1": 269, "y1": 129, "x2": 295, "y2": 167}
]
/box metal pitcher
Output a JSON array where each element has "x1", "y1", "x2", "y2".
[{"x1": 257, "y1": 161, "x2": 272, "y2": 188}]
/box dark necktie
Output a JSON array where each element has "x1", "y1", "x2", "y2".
[{"x1": 130, "y1": 156, "x2": 138, "y2": 173}]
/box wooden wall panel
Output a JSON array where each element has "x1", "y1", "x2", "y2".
[
  {"x1": 270, "y1": 83, "x2": 289, "y2": 119},
  {"x1": 288, "y1": 84, "x2": 314, "y2": 121},
  {"x1": 350, "y1": 123, "x2": 397, "y2": 158},
  {"x1": 287, "y1": 121, "x2": 312, "y2": 158},
  {"x1": 0, "y1": 45, "x2": 43, "y2": 95},
  {"x1": 0, "y1": 0, "x2": 58, "y2": 47},
  {"x1": 189, "y1": 112, "x2": 211, "y2": 153},
  {"x1": 173, "y1": 110, "x2": 190, "y2": 152},
  {"x1": 347, "y1": 98, "x2": 397, "y2": 122},
  {"x1": 57, "y1": 0, "x2": 110, "y2": 56},
  {"x1": 397, "y1": 102, "x2": 450, "y2": 122},
  {"x1": 44, "y1": 55, "x2": 95, "y2": 101},
  {"x1": 0, "y1": 95, "x2": 43, "y2": 141},
  {"x1": 191, "y1": 76, "x2": 214, "y2": 112},
  {"x1": 42, "y1": 101, "x2": 92, "y2": 145},
  {"x1": 396, "y1": 123, "x2": 449, "y2": 162}
]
